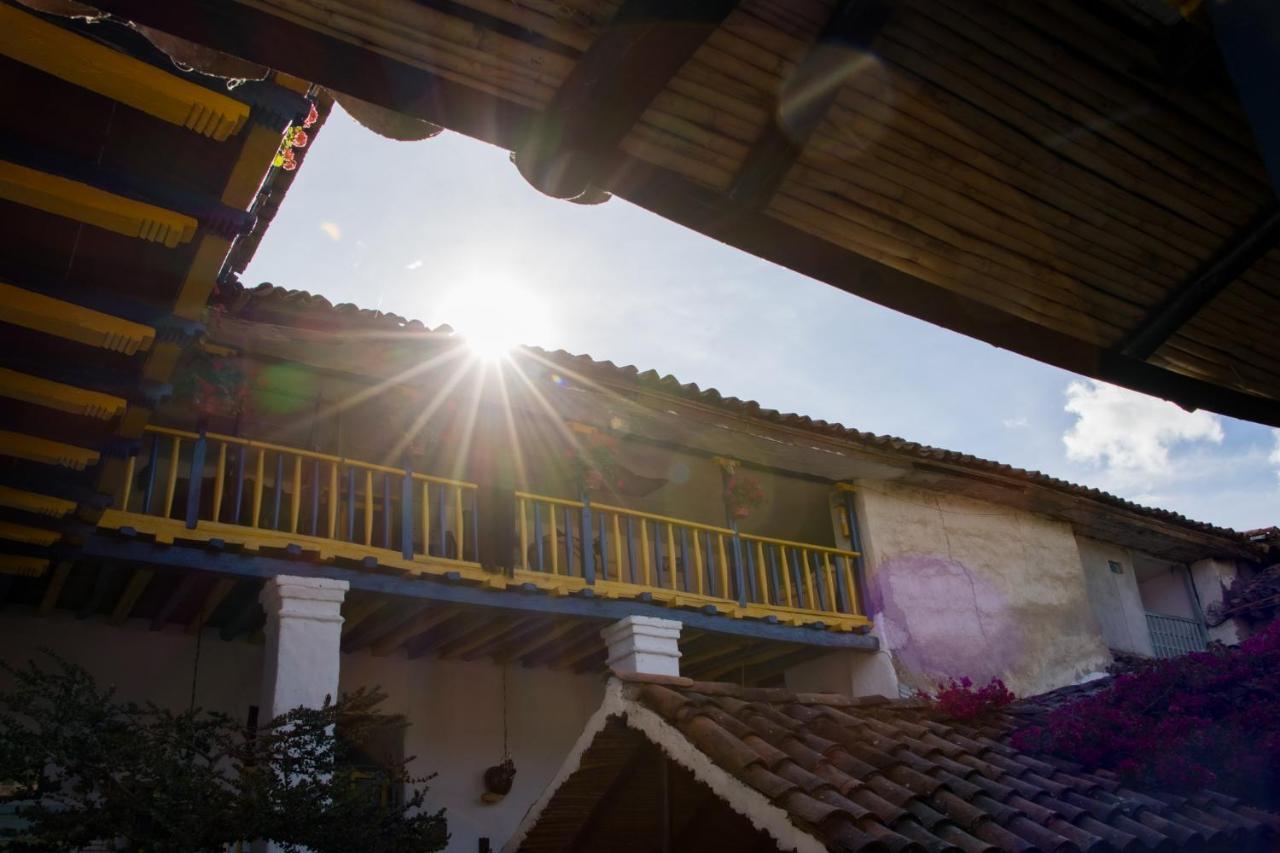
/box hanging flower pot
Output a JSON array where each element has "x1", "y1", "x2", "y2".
[{"x1": 724, "y1": 471, "x2": 765, "y2": 521}]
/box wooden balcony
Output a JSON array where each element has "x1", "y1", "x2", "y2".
[{"x1": 98, "y1": 426, "x2": 870, "y2": 632}]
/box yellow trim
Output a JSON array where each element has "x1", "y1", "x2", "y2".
[
  {"x1": 0, "y1": 5, "x2": 248, "y2": 140},
  {"x1": 0, "y1": 282, "x2": 154, "y2": 354},
  {"x1": 0, "y1": 555, "x2": 49, "y2": 577},
  {"x1": 0, "y1": 485, "x2": 76, "y2": 518},
  {"x1": 0, "y1": 367, "x2": 126, "y2": 419},
  {"x1": 110, "y1": 568, "x2": 153, "y2": 625},
  {"x1": 38, "y1": 562, "x2": 71, "y2": 613},
  {"x1": 834, "y1": 482, "x2": 858, "y2": 494},
  {"x1": 591, "y1": 500, "x2": 732, "y2": 535},
  {"x1": 0, "y1": 161, "x2": 197, "y2": 247},
  {"x1": 97, "y1": 510, "x2": 491, "y2": 583},
  {"x1": 0, "y1": 521, "x2": 59, "y2": 546},
  {"x1": 0, "y1": 431, "x2": 99, "y2": 470},
  {"x1": 739, "y1": 531, "x2": 858, "y2": 559},
  {"x1": 171, "y1": 235, "x2": 232, "y2": 320}
]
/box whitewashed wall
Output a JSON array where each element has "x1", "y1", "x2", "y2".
[
  {"x1": 0, "y1": 612, "x2": 604, "y2": 853},
  {"x1": 1076, "y1": 537, "x2": 1154, "y2": 657}
]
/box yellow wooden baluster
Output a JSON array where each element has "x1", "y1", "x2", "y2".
[
  {"x1": 420, "y1": 481, "x2": 430, "y2": 556},
  {"x1": 801, "y1": 549, "x2": 815, "y2": 610},
  {"x1": 162, "y1": 437, "x2": 181, "y2": 518},
  {"x1": 328, "y1": 463, "x2": 339, "y2": 538},
  {"x1": 611, "y1": 513, "x2": 623, "y2": 582},
  {"x1": 755, "y1": 540, "x2": 768, "y2": 605},
  {"x1": 251, "y1": 448, "x2": 264, "y2": 527},
  {"x1": 823, "y1": 552, "x2": 837, "y2": 614},
  {"x1": 519, "y1": 498, "x2": 529, "y2": 570},
  {"x1": 549, "y1": 502, "x2": 559, "y2": 575},
  {"x1": 666, "y1": 523, "x2": 678, "y2": 591},
  {"x1": 120, "y1": 454, "x2": 135, "y2": 512},
  {"x1": 693, "y1": 529, "x2": 705, "y2": 594},
  {"x1": 780, "y1": 546, "x2": 794, "y2": 608},
  {"x1": 639, "y1": 519, "x2": 651, "y2": 586},
  {"x1": 843, "y1": 557, "x2": 858, "y2": 614},
  {"x1": 211, "y1": 443, "x2": 226, "y2": 522},
  {"x1": 717, "y1": 534, "x2": 729, "y2": 599},
  {"x1": 363, "y1": 469, "x2": 373, "y2": 546}
]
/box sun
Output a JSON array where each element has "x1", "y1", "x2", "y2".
[{"x1": 439, "y1": 276, "x2": 551, "y2": 361}]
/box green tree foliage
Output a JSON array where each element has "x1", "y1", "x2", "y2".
[{"x1": 0, "y1": 654, "x2": 447, "y2": 852}]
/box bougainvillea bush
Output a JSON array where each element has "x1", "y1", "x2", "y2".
[
  {"x1": 1012, "y1": 621, "x2": 1280, "y2": 804},
  {"x1": 926, "y1": 676, "x2": 1015, "y2": 720}
]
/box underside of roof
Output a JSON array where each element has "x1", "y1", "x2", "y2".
[
  {"x1": 80, "y1": 0, "x2": 1280, "y2": 426},
  {"x1": 509, "y1": 674, "x2": 1280, "y2": 853}
]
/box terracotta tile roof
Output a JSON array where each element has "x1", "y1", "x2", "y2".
[
  {"x1": 210, "y1": 279, "x2": 1259, "y2": 551},
  {"x1": 509, "y1": 673, "x2": 1280, "y2": 852}
]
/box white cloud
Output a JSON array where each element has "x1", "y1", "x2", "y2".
[
  {"x1": 405, "y1": 259, "x2": 424, "y2": 270},
  {"x1": 1062, "y1": 380, "x2": 1223, "y2": 485},
  {"x1": 1002, "y1": 416, "x2": 1028, "y2": 429}
]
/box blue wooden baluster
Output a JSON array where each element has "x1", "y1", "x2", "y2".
[
  {"x1": 789, "y1": 550, "x2": 804, "y2": 607},
  {"x1": 833, "y1": 555, "x2": 850, "y2": 614},
  {"x1": 731, "y1": 521, "x2": 747, "y2": 606},
  {"x1": 271, "y1": 453, "x2": 284, "y2": 530},
  {"x1": 653, "y1": 522, "x2": 663, "y2": 588},
  {"x1": 598, "y1": 509, "x2": 609, "y2": 582},
  {"x1": 310, "y1": 458, "x2": 320, "y2": 536},
  {"x1": 705, "y1": 532, "x2": 715, "y2": 595},
  {"x1": 142, "y1": 432, "x2": 159, "y2": 514},
  {"x1": 436, "y1": 483, "x2": 446, "y2": 557},
  {"x1": 563, "y1": 506, "x2": 575, "y2": 577},
  {"x1": 382, "y1": 472, "x2": 391, "y2": 548},
  {"x1": 581, "y1": 493, "x2": 595, "y2": 585},
  {"x1": 767, "y1": 545, "x2": 781, "y2": 605},
  {"x1": 401, "y1": 466, "x2": 413, "y2": 560},
  {"x1": 533, "y1": 501, "x2": 544, "y2": 571},
  {"x1": 232, "y1": 445, "x2": 246, "y2": 524},
  {"x1": 346, "y1": 467, "x2": 356, "y2": 542},
  {"x1": 809, "y1": 551, "x2": 826, "y2": 611},
  {"x1": 184, "y1": 431, "x2": 207, "y2": 530},
  {"x1": 625, "y1": 517, "x2": 636, "y2": 584},
  {"x1": 678, "y1": 527, "x2": 689, "y2": 592},
  {"x1": 745, "y1": 539, "x2": 758, "y2": 603}
]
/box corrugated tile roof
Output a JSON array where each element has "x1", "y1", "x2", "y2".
[
  {"x1": 211, "y1": 279, "x2": 1259, "y2": 549},
  {"x1": 511, "y1": 673, "x2": 1280, "y2": 852}
]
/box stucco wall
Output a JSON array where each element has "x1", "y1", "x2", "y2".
[
  {"x1": 1076, "y1": 537, "x2": 1153, "y2": 657},
  {"x1": 0, "y1": 613, "x2": 603, "y2": 853},
  {"x1": 852, "y1": 480, "x2": 1111, "y2": 696}
]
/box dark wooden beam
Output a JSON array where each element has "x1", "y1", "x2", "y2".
[
  {"x1": 37, "y1": 562, "x2": 71, "y2": 616},
  {"x1": 727, "y1": 0, "x2": 891, "y2": 208},
  {"x1": 1119, "y1": 203, "x2": 1280, "y2": 360},
  {"x1": 513, "y1": 0, "x2": 739, "y2": 200},
  {"x1": 77, "y1": 563, "x2": 122, "y2": 620},
  {"x1": 109, "y1": 568, "x2": 154, "y2": 625},
  {"x1": 149, "y1": 572, "x2": 199, "y2": 630},
  {"x1": 86, "y1": 0, "x2": 533, "y2": 150}
]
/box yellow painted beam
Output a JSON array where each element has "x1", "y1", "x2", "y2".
[
  {"x1": 0, "y1": 555, "x2": 50, "y2": 577},
  {"x1": 0, "y1": 5, "x2": 248, "y2": 141},
  {"x1": 109, "y1": 568, "x2": 153, "y2": 625},
  {"x1": 0, "y1": 485, "x2": 76, "y2": 518},
  {"x1": 0, "y1": 431, "x2": 100, "y2": 470},
  {"x1": 0, "y1": 161, "x2": 197, "y2": 247},
  {"x1": 0, "y1": 282, "x2": 154, "y2": 354},
  {"x1": 0, "y1": 521, "x2": 60, "y2": 547},
  {"x1": 0, "y1": 367, "x2": 126, "y2": 420},
  {"x1": 38, "y1": 562, "x2": 71, "y2": 614}
]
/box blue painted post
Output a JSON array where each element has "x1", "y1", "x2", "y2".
[
  {"x1": 233, "y1": 445, "x2": 246, "y2": 524},
  {"x1": 745, "y1": 539, "x2": 758, "y2": 603},
  {"x1": 401, "y1": 466, "x2": 414, "y2": 560},
  {"x1": 346, "y1": 467, "x2": 356, "y2": 542},
  {"x1": 310, "y1": 458, "x2": 320, "y2": 536},
  {"x1": 788, "y1": 549, "x2": 803, "y2": 607},
  {"x1": 625, "y1": 517, "x2": 636, "y2": 584},
  {"x1": 704, "y1": 533, "x2": 715, "y2": 595},
  {"x1": 271, "y1": 454, "x2": 284, "y2": 530},
  {"x1": 580, "y1": 492, "x2": 595, "y2": 585},
  {"x1": 841, "y1": 490, "x2": 870, "y2": 616},
  {"x1": 731, "y1": 521, "x2": 747, "y2": 606},
  {"x1": 533, "y1": 501, "x2": 544, "y2": 571},
  {"x1": 767, "y1": 546, "x2": 781, "y2": 605},
  {"x1": 564, "y1": 506, "x2": 576, "y2": 577},
  {"x1": 833, "y1": 555, "x2": 850, "y2": 614},
  {"x1": 382, "y1": 473, "x2": 392, "y2": 548},
  {"x1": 809, "y1": 551, "x2": 825, "y2": 611},
  {"x1": 184, "y1": 431, "x2": 207, "y2": 530},
  {"x1": 437, "y1": 484, "x2": 447, "y2": 557},
  {"x1": 598, "y1": 508, "x2": 610, "y2": 582},
  {"x1": 142, "y1": 432, "x2": 159, "y2": 514},
  {"x1": 678, "y1": 527, "x2": 690, "y2": 593}
]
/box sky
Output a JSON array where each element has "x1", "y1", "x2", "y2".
[{"x1": 245, "y1": 106, "x2": 1280, "y2": 532}]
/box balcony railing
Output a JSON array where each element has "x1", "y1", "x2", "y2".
[
  {"x1": 1146, "y1": 611, "x2": 1208, "y2": 659},
  {"x1": 117, "y1": 426, "x2": 479, "y2": 568},
  {"x1": 106, "y1": 426, "x2": 868, "y2": 630},
  {"x1": 516, "y1": 492, "x2": 863, "y2": 627}
]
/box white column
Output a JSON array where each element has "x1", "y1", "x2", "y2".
[
  {"x1": 784, "y1": 623, "x2": 900, "y2": 699},
  {"x1": 601, "y1": 615, "x2": 682, "y2": 676},
  {"x1": 259, "y1": 575, "x2": 349, "y2": 721}
]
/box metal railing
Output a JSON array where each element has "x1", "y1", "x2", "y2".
[
  {"x1": 1146, "y1": 611, "x2": 1209, "y2": 659},
  {"x1": 515, "y1": 491, "x2": 863, "y2": 623},
  {"x1": 124, "y1": 426, "x2": 479, "y2": 564}
]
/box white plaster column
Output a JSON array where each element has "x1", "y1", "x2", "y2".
[
  {"x1": 784, "y1": 623, "x2": 900, "y2": 699},
  {"x1": 1190, "y1": 558, "x2": 1246, "y2": 645},
  {"x1": 258, "y1": 575, "x2": 349, "y2": 721},
  {"x1": 601, "y1": 615, "x2": 682, "y2": 676}
]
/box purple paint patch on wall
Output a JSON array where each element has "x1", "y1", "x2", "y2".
[{"x1": 871, "y1": 555, "x2": 1021, "y2": 684}]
